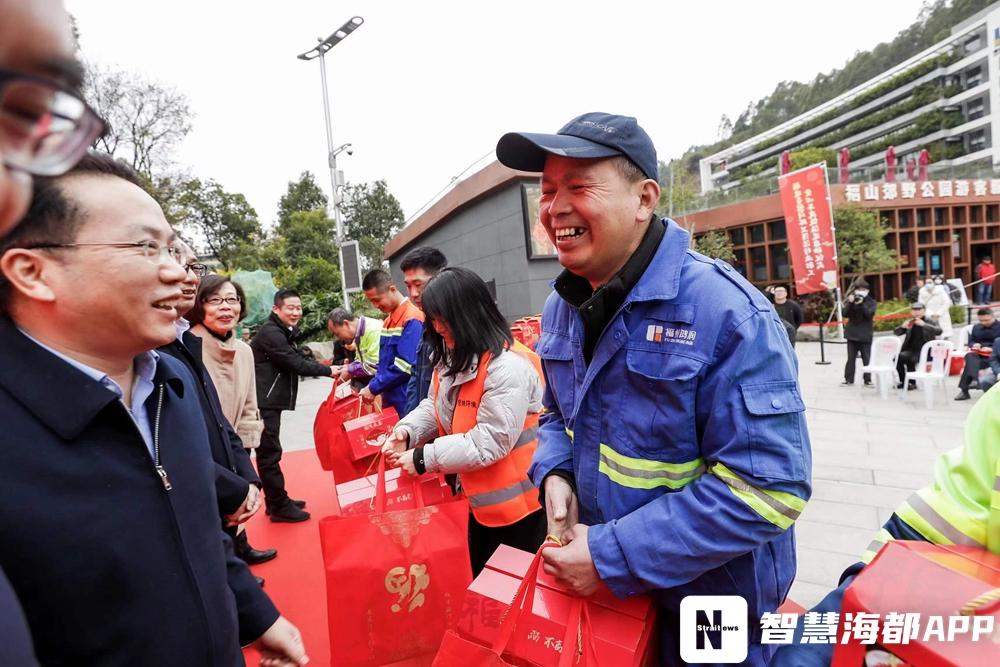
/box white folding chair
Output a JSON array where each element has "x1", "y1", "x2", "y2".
[
  {"x1": 902, "y1": 340, "x2": 953, "y2": 408},
  {"x1": 860, "y1": 336, "x2": 902, "y2": 399}
]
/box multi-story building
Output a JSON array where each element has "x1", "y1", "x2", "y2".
[{"x1": 699, "y1": 2, "x2": 1000, "y2": 195}]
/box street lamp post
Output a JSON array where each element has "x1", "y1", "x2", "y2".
[{"x1": 297, "y1": 15, "x2": 364, "y2": 312}]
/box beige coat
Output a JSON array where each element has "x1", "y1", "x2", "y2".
[{"x1": 190, "y1": 324, "x2": 263, "y2": 448}]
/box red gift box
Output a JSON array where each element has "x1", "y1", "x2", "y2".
[
  {"x1": 343, "y1": 408, "x2": 400, "y2": 461},
  {"x1": 455, "y1": 545, "x2": 657, "y2": 666},
  {"x1": 337, "y1": 467, "x2": 452, "y2": 516},
  {"x1": 831, "y1": 541, "x2": 1000, "y2": 666}
]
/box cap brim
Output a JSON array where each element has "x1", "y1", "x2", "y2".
[{"x1": 496, "y1": 131, "x2": 622, "y2": 173}]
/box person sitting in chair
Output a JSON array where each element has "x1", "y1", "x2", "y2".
[{"x1": 894, "y1": 303, "x2": 943, "y2": 389}]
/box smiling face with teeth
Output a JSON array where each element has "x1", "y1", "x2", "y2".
[
  {"x1": 4, "y1": 172, "x2": 187, "y2": 368},
  {"x1": 539, "y1": 155, "x2": 660, "y2": 288}
]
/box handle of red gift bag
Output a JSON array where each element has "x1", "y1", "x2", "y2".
[
  {"x1": 558, "y1": 598, "x2": 599, "y2": 667},
  {"x1": 373, "y1": 453, "x2": 389, "y2": 513},
  {"x1": 490, "y1": 544, "x2": 547, "y2": 655}
]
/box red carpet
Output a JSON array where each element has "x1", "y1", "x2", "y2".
[{"x1": 240, "y1": 450, "x2": 434, "y2": 667}]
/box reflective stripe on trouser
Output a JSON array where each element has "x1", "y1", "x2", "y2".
[
  {"x1": 710, "y1": 462, "x2": 806, "y2": 530},
  {"x1": 393, "y1": 356, "x2": 412, "y2": 374},
  {"x1": 895, "y1": 489, "x2": 986, "y2": 548}
]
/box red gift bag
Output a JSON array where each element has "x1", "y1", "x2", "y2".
[
  {"x1": 313, "y1": 381, "x2": 361, "y2": 471},
  {"x1": 319, "y1": 456, "x2": 473, "y2": 666},
  {"x1": 328, "y1": 397, "x2": 382, "y2": 483},
  {"x1": 433, "y1": 546, "x2": 599, "y2": 667},
  {"x1": 343, "y1": 407, "x2": 400, "y2": 461}
]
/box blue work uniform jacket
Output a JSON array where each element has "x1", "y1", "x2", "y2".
[
  {"x1": 368, "y1": 301, "x2": 423, "y2": 416},
  {"x1": 0, "y1": 317, "x2": 278, "y2": 665},
  {"x1": 529, "y1": 219, "x2": 812, "y2": 666}
]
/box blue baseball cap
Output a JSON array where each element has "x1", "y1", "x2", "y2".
[{"x1": 496, "y1": 112, "x2": 658, "y2": 181}]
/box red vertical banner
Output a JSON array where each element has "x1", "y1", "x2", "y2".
[{"x1": 778, "y1": 164, "x2": 838, "y2": 295}]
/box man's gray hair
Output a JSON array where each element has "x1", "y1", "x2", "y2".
[{"x1": 327, "y1": 307, "x2": 355, "y2": 325}]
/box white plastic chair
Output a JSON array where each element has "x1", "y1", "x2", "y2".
[
  {"x1": 901, "y1": 340, "x2": 953, "y2": 408},
  {"x1": 860, "y1": 336, "x2": 902, "y2": 399}
]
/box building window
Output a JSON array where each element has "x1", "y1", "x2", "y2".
[
  {"x1": 770, "y1": 243, "x2": 789, "y2": 279},
  {"x1": 966, "y1": 66, "x2": 982, "y2": 87},
  {"x1": 750, "y1": 246, "x2": 767, "y2": 281},
  {"x1": 768, "y1": 220, "x2": 787, "y2": 241},
  {"x1": 732, "y1": 248, "x2": 747, "y2": 276},
  {"x1": 964, "y1": 35, "x2": 982, "y2": 53},
  {"x1": 898, "y1": 209, "x2": 913, "y2": 228},
  {"x1": 729, "y1": 228, "x2": 745, "y2": 245},
  {"x1": 968, "y1": 99, "x2": 985, "y2": 120},
  {"x1": 969, "y1": 129, "x2": 987, "y2": 151},
  {"x1": 749, "y1": 224, "x2": 765, "y2": 244}
]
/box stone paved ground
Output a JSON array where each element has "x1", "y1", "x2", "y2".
[{"x1": 280, "y1": 339, "x2": 981, "y2": 608}]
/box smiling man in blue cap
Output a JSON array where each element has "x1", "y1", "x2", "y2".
[{"x1": 497, "y1": 113, "x2": 812, "y2": 665}]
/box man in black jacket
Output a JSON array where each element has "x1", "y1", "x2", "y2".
[
  {"x1": 251, "y1": 289, "x2": 333, "y2": 522},
  {"x1": 894, "y1": 303, "x2": 944, "y2": 388},
  {"x1": 955, "y1": 307, "x2": 1000, "y2": 400},
  {"x1": 842, "y1": 280, "x2": 877, "y2": 386},
  {"x1": 159, "y1": 242, "x2": 277, "y2": 571}
]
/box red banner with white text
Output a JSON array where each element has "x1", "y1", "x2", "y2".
[{"x1": 778, "y1": 164, "x2": 838, "y2": 295}]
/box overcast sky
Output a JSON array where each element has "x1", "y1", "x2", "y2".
[{"x1": 67, "y1": 0, "x2": 929, "y2": 228}]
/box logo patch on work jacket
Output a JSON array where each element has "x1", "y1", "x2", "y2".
[
  {"x1": 646, "y1": 324, "x2": 698, "y2": 346},
  {"x1": 456, "y1": 399, "x2": 478, "y2": 409}
]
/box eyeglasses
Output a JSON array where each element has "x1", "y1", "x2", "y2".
[
  {"x1": 185, "y1": 263, "x2": 208, "y2": 277},
  {"x1": 25, "y1": 240, "x2": 183, "y2": 265},
  {"x1": 204, "y1": 296, "x2": 241, "y2": 306},
  {"x1": 0, "y1": 68, "x2": 107, "y2": 177}
]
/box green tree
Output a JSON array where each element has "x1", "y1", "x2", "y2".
[
  {"x1": 277, "y1": 171, "x2": 328, "y2": 231},
  {"x1": 274, "y1": 257, "x2": 341, "y2": 297},
  {"x1": 693, "y1": 230, "x2": 736, "y2": 263},
  {"x1": 173, "y1": 178, "x2": 263, "y2": 271},
  {"x1": 834, "y1": 204, "x2": 898, "y2": 286},
  {"x1": 340, "y1": 180, "x2": 405, "y2": 269},
  {"x1": 789, "y1": 147, "x2": 836, "y2": 170},
  {"x1": 282, "y1": 209, "x2": 338, "y2": 264}
]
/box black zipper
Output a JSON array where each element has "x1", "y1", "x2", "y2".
[{"x1": 152, "y1": 384, "x2": 172, "y2": 490}]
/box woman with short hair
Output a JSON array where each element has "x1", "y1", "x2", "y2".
[
  {"x1": 188, "y1": 275, "x2": 276, "y2": 567},
  {"x1": 383, "y1": 267, "x2": 546, "y2": 574}
]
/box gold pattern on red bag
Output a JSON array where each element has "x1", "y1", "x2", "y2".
[
  {"x1": 368, "y1": 506, "x2": 438, "y2": 547},
  {"x1": 385, "y1": 563, "x2": 430, "y2": 613}
]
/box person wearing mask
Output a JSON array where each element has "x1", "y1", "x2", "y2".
[
  {"x1": 382, "y1": 267, "x2": 546, "y2": 574},
  {"x1": 0, "y1": 2, "x2": 106, "y2": 663},
  {"x1": 919, "y1": 274, "x2": 953, "y2": 339},
  {"x1": 0, "y1": 153, "x2": 305, "y2": 666},
  {"x1": 894, "y1": 303, "x2": 943, "y2": 389},
  {"x1": 187, "y1": 274, "x2": 278, "y2": 567},
  {"x1": 842, "y1": 280, "x2": 877, "y2": 386},
  {"x1": 361, "y1": 269, "x2": 424, "y2": 416},
  {"x1": 327, "y1": 307, "x2": 381, "y2": 389},
  {"x1": 400, "y1": 246, "x2": 448, "y2": 413},
  {"x1": 977, "y1": 257, "x2": 997, "y2": 305},
  {"x1": 251, "y1": 289, "x2": 334, "y2": 522},
  {"x1": 954, "y1": 307, "x2": 1000, "y2": 401},
  {"x1": 495, "y1": 112, "x2": 809, "y2": 665}
]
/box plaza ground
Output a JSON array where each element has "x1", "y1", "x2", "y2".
[{"x1": 279, "y1": 339, "x2": 980, "y2": 609}]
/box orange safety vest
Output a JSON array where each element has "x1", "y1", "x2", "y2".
[{"x1": 432, "y1": 341, "x2": 543, "y2": 527}]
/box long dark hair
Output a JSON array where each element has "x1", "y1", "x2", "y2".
[
  {"x1": 187, "y1": 274, "x2": 248, "y2": 326},
  {"x1": 421, "y1": 267, "x2": 512, "y2": 376}
]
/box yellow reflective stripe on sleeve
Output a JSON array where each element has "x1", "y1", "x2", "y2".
[
  {"x1": 710, "y1": 462, "x2": 806, "y2": 530},
  {"x1": 896, "y1": 489, "x2": 986, "y2": 547},
  {"x1": 393, "y1": 357, "x2": 412, "y2": 374},
  {"x1": 380, "y1": 328, "x2": 403, "y2": 337},
  {"x1": 861, "y1": 527, "x2": 895, "y2": 564},
  {"x1": 597, "y1": 444, "x2": 704, "y2": 490}
]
